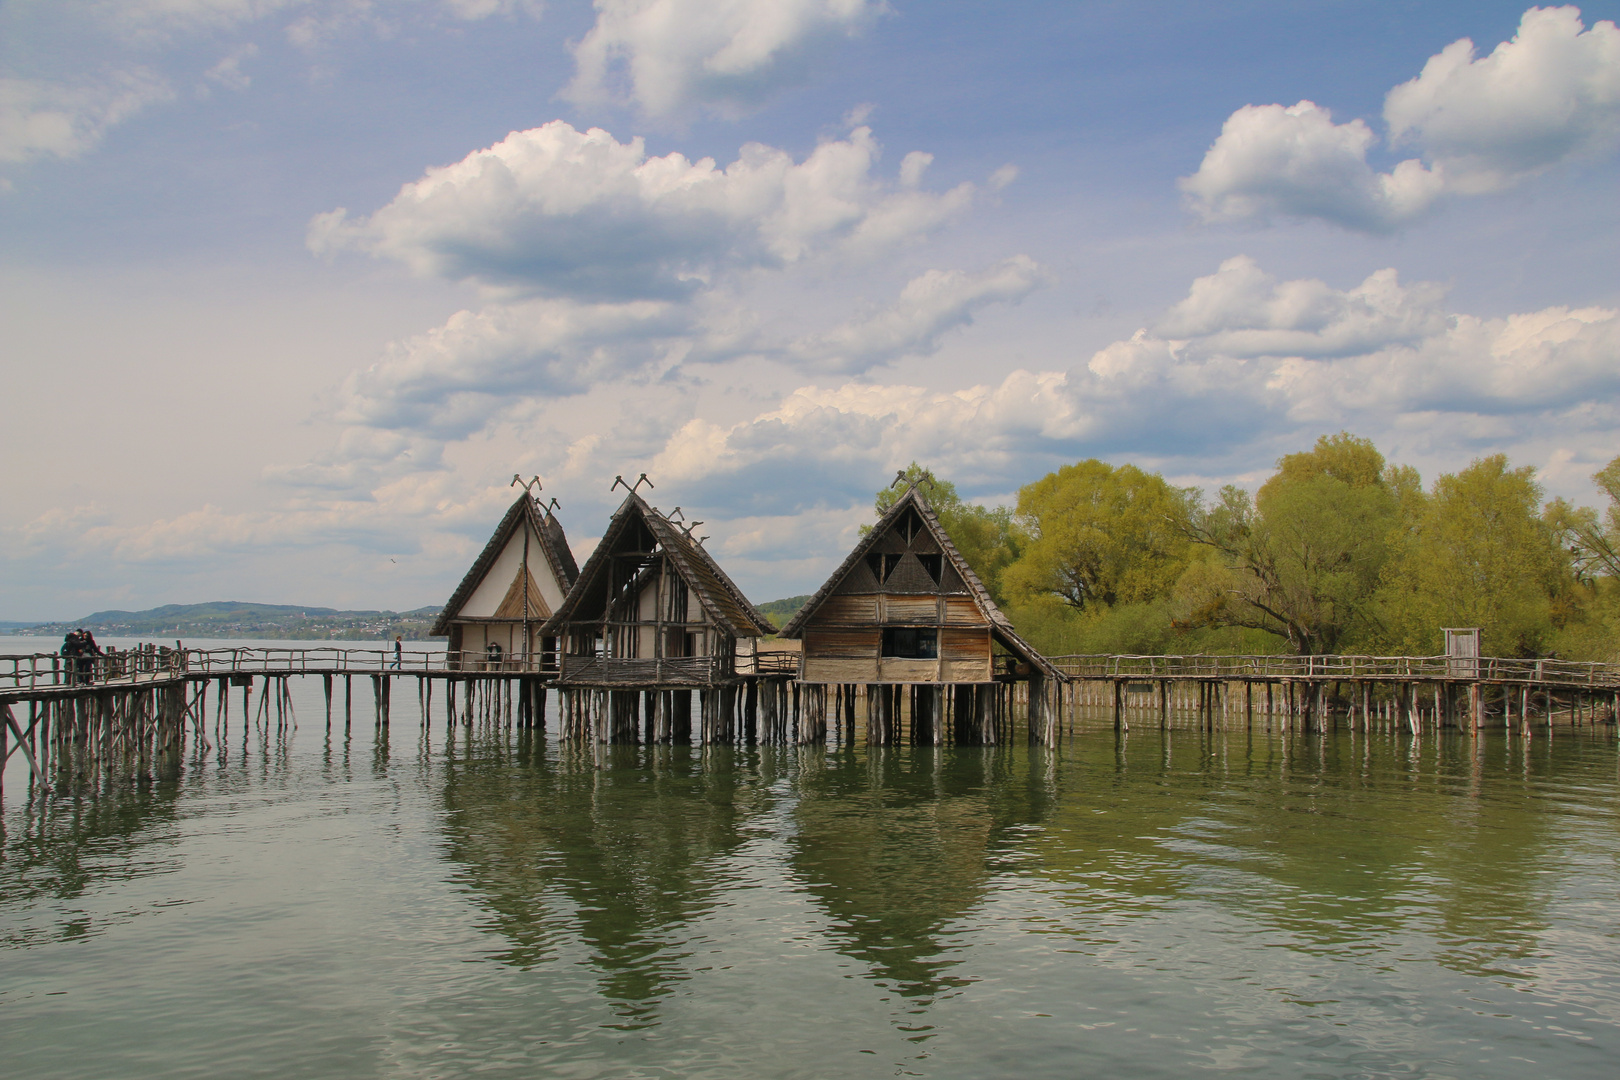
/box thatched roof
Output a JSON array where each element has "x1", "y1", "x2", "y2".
[
  {"x1": 779, "y1": 485, "x2": 1061, "y2": 680},
  {"x1": 540, "y1": 492, "x2": 776, "y2": 639},
  {"x1": 430, "y1": 494, "x2": 579, "y2": 637}
]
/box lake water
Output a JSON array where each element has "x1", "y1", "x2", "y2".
[{"x1": 3, "y1": 640, "x2": 1619, "y2": 1078}]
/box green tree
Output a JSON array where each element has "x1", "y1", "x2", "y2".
[
  {"x1": 1546, "y1": 454, "x2": 1620, "y2": 582},
  {"x1": 871, "y1": 463, "x2": 1021, "y2": 602},
  {"x1": 1002, "y1": 460, "x2": 1196, "y2": 611},
  {"x1": 1381, "y1": 455, "x2": 1571, "y2": 656},
  {"x1": 1180, "y1": 433, "x2": 1399, "y2": 654}
]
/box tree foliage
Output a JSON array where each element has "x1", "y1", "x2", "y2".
[
  {"x1": 858, "y1": 440, "x2": 1606, "y2": 661},
  {"x1": 1180, "y1": 434, "x2": 1398, "y2": 654},
  {"x1": 1002, "y1": 460, "x2": 1195, "y2": 611},
  {"x1": 1547, "y1": 454, "x2": 1620, "y2": 583},
  {"x1": 1380, "y1": 455, "x2": 1570, "y2": 656}
]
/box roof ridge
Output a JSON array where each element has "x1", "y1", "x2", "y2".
[
  {"x1": 778, "y1": 485, "x2": 925, "y2": 638},
  {"x1": 541, "y1": 492, "x2": 774, "y2": 638},
  {"x1": 776, "y1": 484, "x2": 1062, "y2": 679},
  {"x1": 431, "y1": 493, "x2": 575, "y2": 636}
]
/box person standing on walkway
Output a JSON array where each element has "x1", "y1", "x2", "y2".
[
  {"x1": 61, "y1": 630, "x2": 83, "y2": 684},
  {"x1": 391, "y1": 635, "x2": 403, "y2": 670},
  {"x1": 80, "y1": 630, "x2": 103, "y2": 682}
]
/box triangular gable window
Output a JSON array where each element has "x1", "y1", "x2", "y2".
[{"x1": 866, "y1": 552, "x2": 903, "y2": 584}]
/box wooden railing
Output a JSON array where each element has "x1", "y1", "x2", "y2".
[
  {"x1": 558, "y1": 656, "x2": 726, "y2": 686},
  {"x1": 743, "y1": 650, "x2": 802, "y2": 676},
  {"x1": 9, "y1": 646, "x2": 1615, "y2": 694},
  {"x1": 1049, "y1": 653, "x2": 1620, "y2": 689},
  {"x1": 0, "y1": 645, "x2": 461, "y2": 692}
]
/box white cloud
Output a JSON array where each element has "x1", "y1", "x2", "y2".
[
  {"x1": 335, "y1": 297, "x2": 691, "y2": 437},
  {"x1": 322, "y1": 253, "x2": 1045, "y2": 445},
  {"x1": 565, "y1": 0, "x2": 885, "y2": 120},
  {"x1": 790, "y1": 255, "x2": 1049, "y2": 373},
  {"x1": 1151, "y1": 255, "x2": 1449, "y2": 359},
  {"x1": 0, "y1": 71, "x2": 173, "y2": 165},
  {"x1": 1179, "y1": 101, "x2": 1443, "y2": 232},
  {"x1": 640, "y1": 258, "x2": 1620, "y2": 512},
  {"x1": 1183, "y1": 6, "x2": 1620, "y2": 231},
  {"x1": 310, "y1": 120, "x2": 974, "y2": 299},
  {"x1": 202, "y1": 44, "x2": 260, "y2": 92},
  {"x1": 29, "y1": 259, "x2": 1617, "y2": 607},
  {"x1": 1385, "y1": 5, "x2": 1620, "y2": 192}
]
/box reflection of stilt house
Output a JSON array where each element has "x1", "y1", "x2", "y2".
[
  {"x1": 778, "y1": 483, "x2": 1063, "y2": 745},
  {"x1": 431, "y1": 493, "x2": 579, "y2": 671},
  {"x1": 539, "y1": 492, "x2": 781, "y2": 744}
]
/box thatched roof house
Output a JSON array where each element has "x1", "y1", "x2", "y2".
[
  {"x1": 541, "y1": 492, "x2": 776, "y2": 689},
  {"x1": 432, "y1": 493, "x2": 579, "y2": 669},
  {"x1": 779, "y1": 484, "x2": 1060, "y2": 686}
]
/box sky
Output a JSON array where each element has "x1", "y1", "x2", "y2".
[{"x1": 2, "y1": 0, "x2": 1619, "y2": 621}]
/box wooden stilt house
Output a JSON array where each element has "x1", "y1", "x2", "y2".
[
  {"x1": 777, "y1": 482, "x2": 1064, "y2": 745},
  {"x1": 539, "y1": 492, "x2": 778, "y2": 743},
  {"x1": 431, "y1": 492, "x2": 579, "y2": 671}
]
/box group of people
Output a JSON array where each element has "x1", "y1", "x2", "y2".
[{"x1": 60, "y1": 628, "x2": 104, "y2": 683}]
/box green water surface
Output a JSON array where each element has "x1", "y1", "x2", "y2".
[{"x1": 2, "y1": 682, "x2": 1617, "y2": 1079}]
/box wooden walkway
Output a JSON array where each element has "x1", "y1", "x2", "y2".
[
  {"x1": 1048, "y1": 653, "x2": 1620, "y2": 737},
  {"x1": 1049, "y1": 653, "x2": 1620, "y2": 689},
  {"x1": 4, "y1": 646, "x2": 1617, "y2": 790}
]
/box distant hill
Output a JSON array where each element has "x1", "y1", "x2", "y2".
[
  {"x1": 7, "y1": 601, "x2": 444, "y2": 641},
  {"x1": 757, "y1": 595, "x2": 811, "y2": 628}
]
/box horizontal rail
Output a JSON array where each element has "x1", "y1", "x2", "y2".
[
  {"x1": 0, "y1": 646, "x2": 556, "y2": 692},
  {"x1": 1048, "y1": 653, "x2": 1620, "y2": 689},
  {"x1": 557, "y1": 656, "x2": 727, "y2": 686},
  {"x1": 6, "y1": 646, "x2": 1618, "y2": 693}
]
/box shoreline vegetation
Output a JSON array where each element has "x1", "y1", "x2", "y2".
[
  {"x1": 887, "y1": 432, "x2": 1620, "y2": 663},
  {"x1": 8, "y1": 432, "x2": 1618, "y2": 662}
]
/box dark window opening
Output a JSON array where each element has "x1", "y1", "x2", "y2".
[
  {"x1": 917, "y1": 553, "x2": 943, "y2": 584},
  {"x1": 898, "y1": 508, "x2": 924, "y2": 544},
  {"x1": 882, "y1": 627, "x2": 938, "y2": 659},
  {"x1": 866, "y1": 553, "x2": 902, "y2": 583}
]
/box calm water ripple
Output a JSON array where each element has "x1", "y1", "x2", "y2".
[{"x1": 3, "y1": 676, "x2": 1618, "y2": 1079}]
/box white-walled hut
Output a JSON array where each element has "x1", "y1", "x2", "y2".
[
  {"x1": 431, "y1": 491, "x2": 579, "y2": 671},
  {"x1": 777, "y1": 481, "x2": 1063, "y2": 745},
  {"x1": 540, "y1": 491, "x2": 779, "y2": 744}
]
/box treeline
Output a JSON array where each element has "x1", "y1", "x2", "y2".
[{"x1": 886, "y1": 434, "x2": 1620, "y2": 660}]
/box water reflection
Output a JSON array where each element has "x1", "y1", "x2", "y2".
[
  {"x1": 430, "y1": 725, "x2": 1620, "y2": 1037},
  {"x1": 8, "y1": 708, "x2": 1616, "y2": 1078},
  {"x1": 435, "y1": 737, "x2": 777, "y2": 1025},
  {"x1": 1028, "y1": 729, "x2": 1604, "y2": 987},
  {"x1": 786, "y1": 746, "x2": 1050, "y2": 1002},
  {"x1": 0, "y1": 782, "x2": 187, "y2": 947}
]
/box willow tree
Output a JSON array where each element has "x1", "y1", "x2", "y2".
[
  {"x1": 1002, "y1": 460, "x2": 1195, "y2": 611},
  {"x1": 1178, "y1": 434, "x2": 1399, "y2": 655},
  {"x1": 1547, "y1": 454, "x2": 1620, "y2": 582},
  {"x1": 1381, "y1": 455, "x2": 1570, "y2": 656}
]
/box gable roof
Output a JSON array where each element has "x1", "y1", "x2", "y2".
[
  {"x1": 779, "y1": 485, "x2": 1061, "y2": 680},
  {"x1": 540, "y1": 492, "x2": 776, "y2": 639},
  {"x1": 430, "y1": 494, "x2": 579, "y2": 636}
]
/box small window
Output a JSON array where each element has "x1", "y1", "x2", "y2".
[
  {"x1": 916, "y1": 553, "x2": 943, "y2": 584},
  {"x1": 882, "y1": 627, "x2": 938, "y2": 659},
  {"x1": 866, "y1": 553, "x2": 901, "y2": 583}
]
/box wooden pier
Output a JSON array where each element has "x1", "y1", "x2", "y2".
[
  {"x1": 1049, "y1": 653, "x2": 1620, "y2": 736},
  {"x1": 4, "y1": 645, "x2": 1618, "y2": 792}
]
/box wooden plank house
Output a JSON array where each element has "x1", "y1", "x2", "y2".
[
  {"x1": 777, "y1": 482, "x2": 1063, "y2": 745},
  {"x1": 539, "y1": 492, "x2": 780, "y2": 743},
  {"x1": 431, "y1": 492, "x2": 579, "y2": 671}
]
